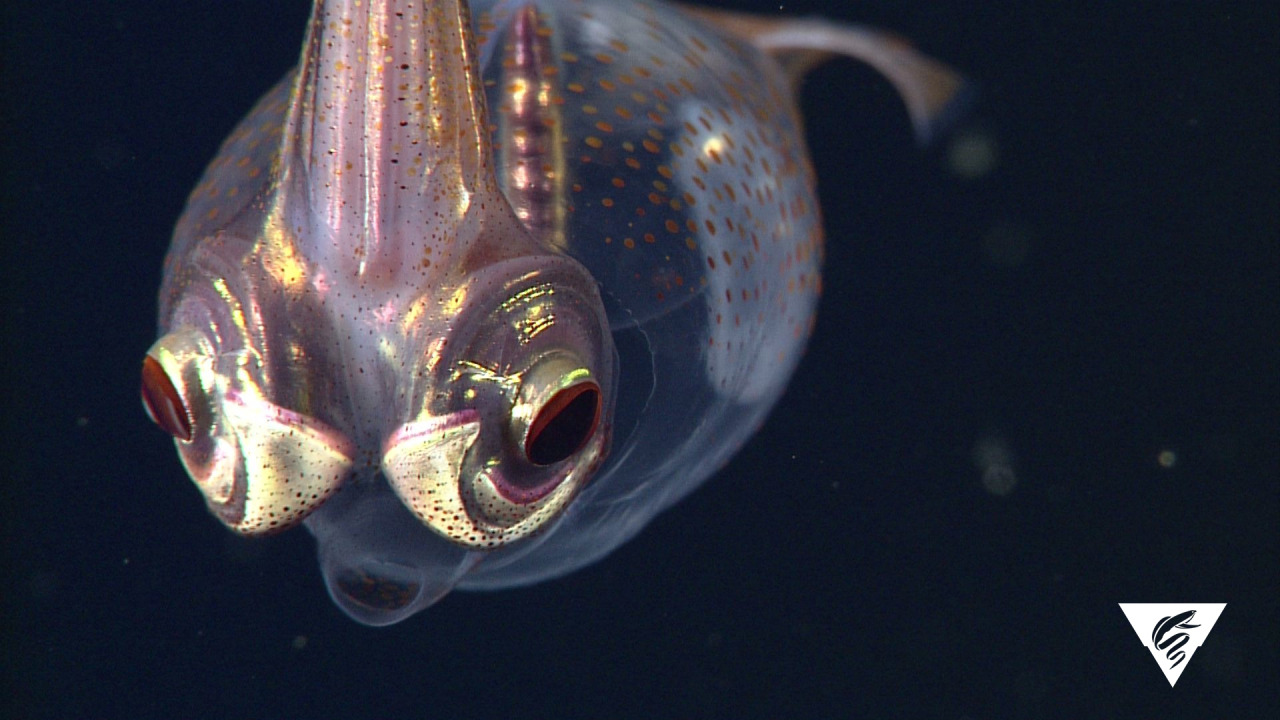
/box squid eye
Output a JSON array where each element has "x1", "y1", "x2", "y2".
[
  {"x1": 524, "y1": 381, "x2": 601, "y2": 466},
  {"x1": 141, "y1": 354, "x2": 194, "y2": 441}
]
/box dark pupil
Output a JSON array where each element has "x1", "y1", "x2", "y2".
[{"x1": 526, "y1": 384, "x2": 600, "y2": 466}]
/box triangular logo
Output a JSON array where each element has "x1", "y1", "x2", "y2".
[{"x1": 1118, "y1": 603, "x2": 1226, "y2": 686}]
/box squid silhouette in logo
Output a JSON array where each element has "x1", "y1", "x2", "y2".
[{"x1": 1152, "y1": 610, "x2": 1201, "y2": 668}]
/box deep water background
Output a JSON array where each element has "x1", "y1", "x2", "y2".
[{"x1": 3, "y1": 1, "x2": 1277, "y2": 718}]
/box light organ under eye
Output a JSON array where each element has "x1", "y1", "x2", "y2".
[
  {"x1": 524, "y1": 382, "x2": 601, "y2": 466},
  {"x1": 141, "y1": 355, "x2": 193, "y2": 442}
]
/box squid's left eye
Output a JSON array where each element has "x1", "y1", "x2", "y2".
[{"x1": 141, "y1": 354, "x2": 195, "y2": 442}]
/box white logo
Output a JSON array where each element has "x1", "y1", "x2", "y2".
[{"x1": 1118, "y1": 603, "x2": 1226, "y2": 686}]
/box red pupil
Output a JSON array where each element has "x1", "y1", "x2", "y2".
[{"x1": 141, "y1": 355, "x2": 193, "y2": 441}]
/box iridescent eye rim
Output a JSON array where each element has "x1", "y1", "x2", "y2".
[
  {"x1": 141, "y1": 354, "x2": 194, "y2": 442},
  {"x1": 524, "y1": 381, "x2": 602, "y2": 466}
]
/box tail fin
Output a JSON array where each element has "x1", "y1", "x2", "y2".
[{"x1": 683, "y1": 8, "x2": 971, "y2": 145}]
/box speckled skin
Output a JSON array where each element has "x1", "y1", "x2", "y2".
[{"x1": 149, "y1": 0, "x2": 953, "y2": 624}]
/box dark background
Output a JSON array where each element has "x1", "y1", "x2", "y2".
[{"x1": 4, "y1": 1, "x2": 1276, "y2": 718}]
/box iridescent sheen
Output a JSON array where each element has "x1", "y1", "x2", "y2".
[{"x1": 143, "y1": 0, "x2": 963, "y2": 625}]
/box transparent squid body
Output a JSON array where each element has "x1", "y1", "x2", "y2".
[{"x1": 142, "y1": 0, "x2": 962, "y2": 625}]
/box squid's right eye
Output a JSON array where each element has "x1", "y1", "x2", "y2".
[{"x1": 524, "y1": 381, "x2": 602, "y2": 466}]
